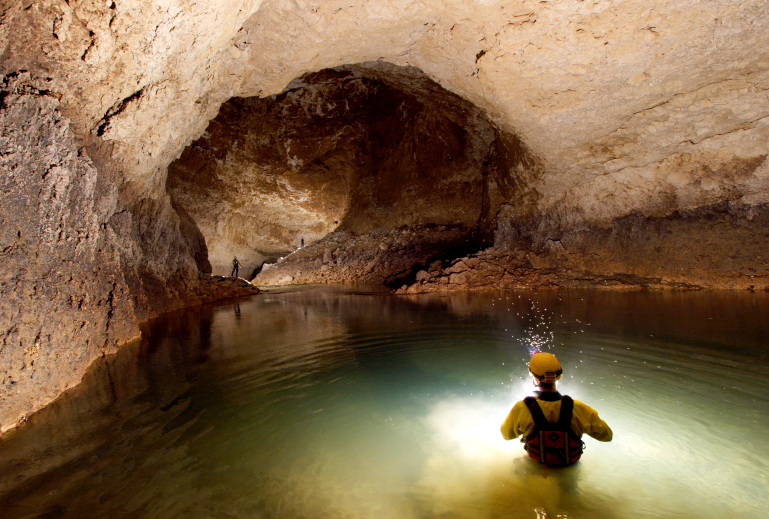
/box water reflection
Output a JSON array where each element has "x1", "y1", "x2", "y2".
[{"x1": 0, "y1": 288, "x2": 767, "y2": 518}]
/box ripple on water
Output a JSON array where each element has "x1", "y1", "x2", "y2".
[{"x1": 0, "y1": 287, "x2": 767, "y2": 519}]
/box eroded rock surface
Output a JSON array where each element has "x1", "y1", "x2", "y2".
[
  {"x1": 398, "y1": 202, "x2": 769, "y2": 294},
  {"x1": 0, "y1": 74, "x2": 137, "y2": 430},
  {"x1": 256, "y1": 226, "x2": 477, "y2": 287},
  {"x1": 2, "y1": 0, "x2": 769, "y2": 431},
  {"x1": 0, "y1": 75, "x2": 258, "y2": 431},
  {"x1": 169, "y1": 64, "x2": 525, "y2": 276}
]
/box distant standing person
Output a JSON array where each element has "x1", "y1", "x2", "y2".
[
  {"x1": 301, "y1": 237, "x2": 304, "y2": 248},
  {"x1": 231, "y1": 257, "x2": 240, "y2": 278},
  {"x1": 500, "y1": 352, "x2": 613, "y2": 465}
]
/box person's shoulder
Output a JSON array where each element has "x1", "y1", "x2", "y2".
[
  {"x1": 511, "y1": 398, "x2": 530, "y2": 410},
  {"x1": 568, "y1": 397, "x2": 600, "y2": 413}
]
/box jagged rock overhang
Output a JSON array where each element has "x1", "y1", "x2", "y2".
[{"x1": 168, "y1": 63, "x2": 541, "y2": 279}]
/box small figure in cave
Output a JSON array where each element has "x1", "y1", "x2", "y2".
[
  {"x1": 500, "y1": 352, "x2": 612, "y2": 465},
  {"x1": 231, "y1": 257, "x2": 240, "y2": 278},
  {"x1": 301, "y1": 237, "x2": 304, "y2": 248}
]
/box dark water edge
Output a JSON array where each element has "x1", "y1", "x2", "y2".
[{"x1": 0, "y1": 287, "x2": 767, "y2": 518}]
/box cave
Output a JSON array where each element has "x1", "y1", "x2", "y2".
[
  {"x1": 1, "y1": 0, "x2": 769, "y2": 515},
  {"x1": 166, "y1": 63, "x2": 528, "y2": 284},
  {"x1": 168, "y1": 60, "x2": 769, "y2": 292}
]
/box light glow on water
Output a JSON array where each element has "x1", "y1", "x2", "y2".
[{"x1": 0, "y1": 288, "x2": 768, "y2": 519}]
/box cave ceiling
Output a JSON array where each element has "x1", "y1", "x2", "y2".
[{"x1": 5, "y1": 0, "x2": 768, "y2": 221}]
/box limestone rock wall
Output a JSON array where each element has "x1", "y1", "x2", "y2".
[
  {"x1": 0, "y1": 73, "x2": 258, "y2": 432},
  {"x1": 1, "y1": 0, "x2": 263, "y2": 194},
  {"x1": 0, "y1": 74, "x2": 138, "y2": 431},
  {"x1": 7, "y1": 0, "x2": 768, "y2": 224},
  {"x1": 169, "y1": 64, "x2": 522, "y2": 277},
  {"x1": 2, "y1": 0, "x2": 769, "y2": 431},
  {"x1": 212, "y1": 0, "x2": 769, "y2": 231},
  {"x1": 256, "y1": 226, "x2": 478, "y2": 287},
  {"x1": 2, "y1": 1, "x2": 268, "y2": 431},
  {"x1": 399, "y1": 203, "x2": 769, "y2": 294}
]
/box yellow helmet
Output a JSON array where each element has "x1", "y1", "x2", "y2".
[{"x1": 529, "y1": 352, "x2": 563, "y2": 382}]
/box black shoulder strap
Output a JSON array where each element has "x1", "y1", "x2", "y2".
[
  {"x1": 558, "y1": 395, "x2": 574, "y2": 429},
  {"x1": 523, "y1": 396, "x2": 549, "y2": 429}
]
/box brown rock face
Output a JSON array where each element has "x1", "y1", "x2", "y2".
[
  {"x1": 398, "y1": 203, "x2": 769, "y2": 294},
  {"x1": 256, "y1": 226, "x2": 478, "y2": 287},
  {"x1": 169, "y1": 64, "x2": 532, "y2": 278},
  {"x1": 0, "y1": 75, "x2": 257, "y2": 432},
  {"x1": 172, "y1": 62, "x2": 768, "y2": 292},
  {"x1": 0, "y1": 74, "x2": 137, "y2": 430}
]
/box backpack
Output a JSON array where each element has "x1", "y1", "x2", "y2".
[{"x1": 523, "y1": 395, "x2": 585, "y2": 465}]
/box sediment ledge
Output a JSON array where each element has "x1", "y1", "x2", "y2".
[
  {"x1": 195, "y1": 273, "x2": 261, "y2": 303},
  {"x1": 397, "y1": 202, "x2": 769, "y2": 294},
  {"x1": 256, "y1": 226, "x2": 478, "y2": 287},
  {"x1": 394, "y1": 248, "x2": 702, "y2": 294}
]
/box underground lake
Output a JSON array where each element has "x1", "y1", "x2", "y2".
[{"x1": 0, "y1": 287, "x2": 767, "y2": 519}]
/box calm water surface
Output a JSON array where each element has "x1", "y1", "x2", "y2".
[{"x1": 1, "y1": 287, "x2": 768, "y2": 519}]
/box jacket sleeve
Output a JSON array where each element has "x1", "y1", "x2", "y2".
[
  {"x1": 500, "y1": 401, "x2": 531, "y2": 440},
  {"x1": 574, "y1": 401, "x2": 613, "y2": 442}
]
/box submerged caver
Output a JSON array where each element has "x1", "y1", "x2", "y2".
[{"x1": 501, "y1": 352, "x2": 613, "y2": 465}]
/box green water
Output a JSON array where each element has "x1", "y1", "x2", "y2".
[{"x1": 1, "y1": 287, "x2": 768, "y2": 518}]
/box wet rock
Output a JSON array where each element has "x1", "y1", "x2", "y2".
[
  {"x1": 168, "y1": 66, "x2": 507, "y2": 276},
  {"x1": 255, "y1": 226, "x2": 477, "y2": 287},
  {"x1": 397, "y1": 203, "x2": 769, "y2": 294},
  {"x1": 195, "y1": 274, "x2": 261, "y2": 302},
  {"x1": 415, "y1": 270, "x2": 431, "y2": 282}
]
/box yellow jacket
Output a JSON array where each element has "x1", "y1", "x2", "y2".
[{"x1": 500, "y1": 392, "x2": 613, "y2": 442}]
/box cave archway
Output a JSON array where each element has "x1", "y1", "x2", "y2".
[{"x1": 168, "y1": 62, "x2": 538, "y2": 282}]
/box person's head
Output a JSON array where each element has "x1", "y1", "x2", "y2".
[{"x1": 529, "y1": 352, "x2": 563, "y2": 390}]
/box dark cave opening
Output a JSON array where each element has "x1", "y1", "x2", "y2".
[{"x1": 167, "y1": 62, "x2": 537, "y2": 283}]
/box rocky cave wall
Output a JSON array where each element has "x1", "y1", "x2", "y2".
[
  {"x1": 0, "y1": 74, "x2": 259, "y2": 430},
  {"x1": 2, "y1": 0, "x2": 769, "y2": 431},
  {"x1": 168, "y1": 64, "x2": 533, "y2": 279}
]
